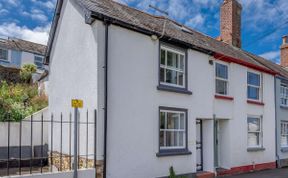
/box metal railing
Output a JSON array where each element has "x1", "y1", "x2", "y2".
[{"x1": 0, "y1": 109, "x2": 97, "y2": 177}]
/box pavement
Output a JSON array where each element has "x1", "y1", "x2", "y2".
[{"x1": 218, "y1": 168, "x2": 288, "y2": 178}]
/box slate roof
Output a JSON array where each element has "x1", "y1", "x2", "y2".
[
  {"x1": 245, "y1": 52, "x2": 288, "y2": 79},
  {"x1": 76, "y1": 0, "x2": 275, "y2": 72},
  {"x1": 0, "y1": 38, "x2": 46, "y2": 56}
]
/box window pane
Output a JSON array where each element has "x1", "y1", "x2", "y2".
[
  {"x1": 166, "y1": 131, "x2": 177, "y2": 147},
  {"x1": 216, "y1": 63, "x2": 228, "y2": 79},
  {"x1": 248, "y1": 117, "x2": 260, "y2": 132},
  {"x1": 160, "y1": 68, "x2": 165, "y2": 83},
  {"x1": 248, "y1": 133, "x2": 260, "y2": 147},
  {"x1": 179, "y1": 55, "x2": 184, "y2": 70},
  {"x1": 248, "y1": 72, "x2": 260, "y2": 86},
  {"x1": 167, "y1": 113, "x2": 179, "y2": 129},
  {"x1": 166, "y1": 69, "x2": 177, "y2": 85},
  {"x1": 178, "y1": 72, "x2": 184, "y2": 86},
  {"x1": 248, "y1": 86, "x2": 259, "y2": 100},
  {"x1": 167, "y1": 51, "x2": 178, "y2": 68},
  {"x1": 160, "y1": 131, "x2": 164, "y2": 147},
  {"x1": 281, "y1": 135, "x2": 288, "y2": 147},
  {"x1": 180, "y1": 113, "x2": 185, "y2": 129},
  {"x1": 160, "y1": 112, "x2": 165, "y2": 129},
  {"x1": 0, "y1": 49, "x2": 8, "y2": 60},
  {"x1": 179, "y1": 131, "x2": 184, "y2": 147},
  {"x1": 161, "y1": 49, "x2": 166, "y2": 65},
  {"x1": 216, "y1": 79, "x2": 228, "y2": 95}
]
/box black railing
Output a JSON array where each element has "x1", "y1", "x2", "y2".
[{"x1": 0, "y1": 109, "x2": 97, "y2": 177}]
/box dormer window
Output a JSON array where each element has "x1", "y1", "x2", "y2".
[
  {"x1": 160, "y1": 46, "x2": 185, "y2": 88},
  {"x1": 157, "y1": 43, "x2": 191, "y2": 95},
  {"x1": 0, "y1": 48, "x2": 8, "y2": 61}
]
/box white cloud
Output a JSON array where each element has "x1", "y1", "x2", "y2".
[
  {"x1": 0, "y1": 9, "x2": 8, "y2": 15},
  {"x1": 7, "y1": 0, "x2": 18, "y2": 6},
  {"x1": 260, "y1": 50, "x2": 280, "y2": 63},
  {"x1": 31, "y1": 0, "x2": 56, "y2": 10},
  {"x1": 0, "y1": 23, "x2": 50, "y2": 45},
  {"x1": 30, "y1": 9, "x2": 48, "y2": 22},
  {"x1": 185, "y1": 14, "x2": 205, "y2": 28},
  {"x1": 21, "y1": 8, "x2": 48, "y2": 22},
  {"x1": 43, "y1": 1, "x2": 55, "y2": 9}
]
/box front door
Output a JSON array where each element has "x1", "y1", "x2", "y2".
[{"x1": 196, "y1": 119, "x2": 203, "y2": 171}]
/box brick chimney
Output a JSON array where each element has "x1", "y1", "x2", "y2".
[
  {"x1": 281, "y1": 35, "x2": 288, "y2": 68},
  {"x1": 219, "y1": 0, "x2": 242, "y2": 48}
]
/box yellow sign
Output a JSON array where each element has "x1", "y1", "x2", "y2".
[{"x1": 71, "y1": 99, "x2": 83, "y2": 108}]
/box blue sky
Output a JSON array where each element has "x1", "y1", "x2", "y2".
[{"x1": 0, "y1": 0, "x2": 287, "y2": 63}]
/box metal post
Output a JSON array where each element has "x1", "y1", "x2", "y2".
[
  {"x1": 69, "y1": 113, "x2": 72, "y2": 170},
  {"x1": 94, "y1": 110, "x2": 97, "y2": 177},
  {"x1": 74, "y1": 108, "x2": 78, "y2": 178}
]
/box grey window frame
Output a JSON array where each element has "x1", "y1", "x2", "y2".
[
  {"x1": 0, "y1": 48, "x2": 8, "y2": 61},
  {"x1": 157, "y1": 106, "x2": 191, "y2": 157},
  {"x1": 157, "y1": 42, "x2": 192, "y2": 95}
]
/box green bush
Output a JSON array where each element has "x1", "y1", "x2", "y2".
[
  {"x1": 20, "y1": 64, "x2": 37, "y2": 83},
  {"x1": 0, "y1": 81, "x2": 48, "y2": 122}
]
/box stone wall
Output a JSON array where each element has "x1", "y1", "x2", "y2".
[
  {"x1": 50, "y1": 152, "x2": 103, "y2": 178},
  {"x1": 0, "y1": 65, "x2": 20, "y2": 83}
]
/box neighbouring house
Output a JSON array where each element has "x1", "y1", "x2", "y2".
[
  {"x1": 247, "y1": 36, "x2": 288, "y2": 168},
  {"x1": 0, "y1": 37, "x2": 46, "y2": 78},
  {"x1": 0, "y1": 37, "x2": 49, "y2": 93},
  {"x1": 45, "y1": 0, "x2": 287, "y2": 178}
]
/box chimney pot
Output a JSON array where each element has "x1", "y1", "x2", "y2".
[{"x1": 282, "y1": 35, "x2": 288, "y2": 45}]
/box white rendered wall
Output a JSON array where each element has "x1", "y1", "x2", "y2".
[
  {"x1": 0, "y1": 108, "x2": 48, "y2": 147},
  {"x1": 213, "y1": 62, "x2": 276, "y2": 169},
  {"x1": 48, "y1": 0, "x2": 102, "y2": 160},
  {"x1": 104, "y1": 24, "x2": 215, "y2": 178}
]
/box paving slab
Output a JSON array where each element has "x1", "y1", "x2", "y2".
[{"x1": 217, "y1": 168, "x2": 288, "y2": 178}]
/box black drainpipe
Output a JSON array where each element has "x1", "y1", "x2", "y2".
[{"x1": 103, "y1": 19, "x2": 110, "y2": 178}]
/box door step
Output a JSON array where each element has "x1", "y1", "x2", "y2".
[
  {"x1": 216, "y1": 168, "x2": 230, "y2": 176},
  {"x1": 196, "y1": 171, "x2": 215, "y2": 178}
]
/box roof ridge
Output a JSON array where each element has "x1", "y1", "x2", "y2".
[
  {"x1": 110, "y1": 0, "x2": 242, "y2": 51},
  {"x1": 9, "y1": 38, "x2": 47, "y2": 47},
  {"x1": 109, "y1": 0, "x2": 166, "y2": 20}
]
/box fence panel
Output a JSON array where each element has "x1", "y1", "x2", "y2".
[{"x1": 0, "y1": 108, "x2": 97, "y2": 177}]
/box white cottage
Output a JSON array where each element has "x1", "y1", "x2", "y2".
[{"x1": 46, "y1": 0, "x2": 278, "y2": 177}]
